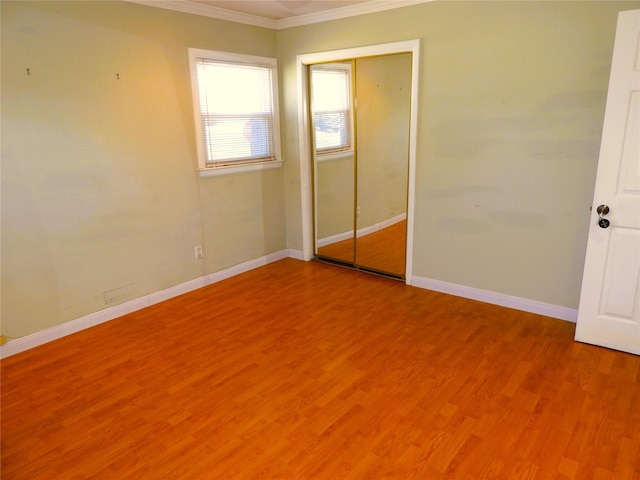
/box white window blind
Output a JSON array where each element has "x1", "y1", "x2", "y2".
[
  {"x1": 311, "y1": 67, "x2": 352, "y2": 154},
  {"x1": 189, "y1": 51, "x2": 281, "y2": 172}
]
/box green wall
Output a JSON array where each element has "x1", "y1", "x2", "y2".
[
  {"x1": 2, "y1": 0, "x2": 637, "y2": 341},
  {"x1": 279, "y1": 0, "x2": 638, "y2": 309},
  {"x1": 1, "y1": 1, "x2": 284, "y2": 338}
]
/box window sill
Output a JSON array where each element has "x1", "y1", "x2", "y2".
[
  {"x1": 316, "y1": 150, "x2": 354, "y2": 162},
  {"x1": 198, "y1": 160, "x2": 283, "y2": 177}
]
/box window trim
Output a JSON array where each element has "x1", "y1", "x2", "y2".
[
  {"x1": 315, "y1": 149, "x2": 353, "y2": 163},
  {"x1": 310, "y1": 62, "x2": 354, "y2": 157},
  {"x1": 188, "y1": 48, "x2": 283, "y2": 177}
]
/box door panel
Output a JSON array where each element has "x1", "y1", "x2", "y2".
[
  {"x1": 354, "y1": 54, "x2": 411, "y2": 277},
  {"x1": 576, "y1": 9, "x2": 640, "y2": 355},
  {"x1": 599, "y1": 228, "x2": 639, "y2": 320},
  {"x1": 312, "y1": 62, "x2": 355, "y2": 265}
]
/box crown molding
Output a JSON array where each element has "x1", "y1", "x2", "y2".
[
  {"x1": 124, "y1": 0, "x2": 434, "y2": 30},
  {"x1": 277, "y1": 0, "x2": 433, "y2": 29},
  {"x1": 125, "y1": 0, "x2": 279, "y2": 29}
]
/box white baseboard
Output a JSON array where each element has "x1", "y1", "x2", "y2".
[
  {"x1": 286, "y1": 248, "x2": 305, "y2": 261},
  {"x1": 317, "y1": 213, "x2": 406, "y2": 247},
  {"x1": 317, "y1": 230, "x2": 352, "y2": 248},
  {"x1": 203, "y1": 249, "x2": 290, "y2": 286},
  {"x1": 411, "y1": 275, "x2": 578, "y2": 323},
  {"x1": 0, "y1": 297, "x2": 152, "y2": 360},
  {"x1": 1, "y1": 253, "x2": 577, "y2": 359},
  {"x1": 0, "y1": 249, "x2": 293, "y2": 359}
]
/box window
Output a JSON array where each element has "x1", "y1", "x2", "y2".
[
  {"x1": 188, "y1": 49, "x2": 282, "y2": 176},
  {"x1": 310, "y1": 63, "x2": 353, "y2": 156}
]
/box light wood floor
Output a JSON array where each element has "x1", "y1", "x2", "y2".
[
  {"x1": 318, "y1": 220, "x2": 407, "y2": 277},
  {"x1": 2, "y1": 259, "x2": 639, "y2": 479}
]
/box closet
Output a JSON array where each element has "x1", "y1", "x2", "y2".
[{"x1": 311, "y1": 53, "x2": 412, "y2": 280}]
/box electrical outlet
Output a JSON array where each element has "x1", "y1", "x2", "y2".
[{"x1": 195, "y1": 245, "x2": 203, "y2": 260}]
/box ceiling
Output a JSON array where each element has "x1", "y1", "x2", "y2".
[{"x1": 127, "y1": 0, "x2": 432, "y2": 29}]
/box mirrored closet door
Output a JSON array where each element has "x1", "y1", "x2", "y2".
[{"x1": 311, "y1": 53, "x2": 412, "y2": 279}]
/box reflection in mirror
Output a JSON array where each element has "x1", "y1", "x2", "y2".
[
  {"x1": 311, "y1": 53, "x2": 411, "y2": 279},
  {"x1": 355, "y1": 53, "x2": 411, "y2": 277},
  {"x1": 312, "y1": 62, "x2": 355, "y2": 265}
]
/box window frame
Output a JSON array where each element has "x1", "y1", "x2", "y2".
[
  {"x1": 310, "y1": 62, "x2": 354, "y2": 160},
  {"x1": 188, "y1": 48, "x2": 283, "y2": 177}
]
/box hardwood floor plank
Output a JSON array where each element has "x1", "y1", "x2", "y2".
[{"x1": 2, "y1": 259, "x2": 639, "y2": 478}]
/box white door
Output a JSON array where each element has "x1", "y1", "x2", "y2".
[{"x1": 575, "y1": 9, "x2": 640, "y2": 355}]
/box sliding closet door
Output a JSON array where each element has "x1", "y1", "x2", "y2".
[
  {"x1": 311, "y1": 53, "x2": 412, "y2": 279},
  {"x1": 354, "y1": 54, "x2": 411, "y2": 277},
  {"x1": 312, "y1": 62, "x2": 355, "y2": 265}
]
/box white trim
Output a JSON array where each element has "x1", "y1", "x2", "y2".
[
  {"x1": 148, "y1": 277, "x2": 207, "y2": 305},
  {"x1": 405, "y1": 41, "x2": 419, "y2": 285},
  {"x1": 0, "y1": 297, "x2": 150, "y2": 360},
  {"x1": 297, "y1": 57, "x2": 315, "y2": 261},
  {"x1": 278, "y1": 0, "x2": 434, "y2": 29},
  {"x1": 297, "y1": 39, "x2": 420, "y2": 282},
  {"x1": 1, "y1": 250, "x2": 577, "y2": 359},
  {"x1": 317, "y1": 230, "x2": 352, "y2": 248},
  {"x1": 125, "y1": 0, "x2": 279, "y2": 29},
  {"x1": 125, "y1": 0, "x2": 435, "y2": 30},
  {"x1": 311, "y1": 62, "x2": 354, "y2": 156},
  {"x1": 188, "y1": 48, "x2": 282, "y2": 173},
  {"x1": 317, "y1": 213, "x2": 406, "y2": 247},
  {"x1": 411, "y1": 275, "x2": 578, "y2": 323},
  {"x1": 298, "y1": 40, "x2": 421, "y2": 67},
  {"x1": 198, "y1": 160, "x2": 282, "y2": 177},
  {"x1": 316, "y1": 149, "x2": 354, "y2": 163},
  {"x1": 358, "y1": 213, "x2": 406, "y2": 237},
  {"x1": 0, "y1": 249, "x2": 292, "y2": 359},
  {"x1": 203, "y1": 250, "x2": 288, "y2": 285},
  {"x1": 189, "y1": 48, "x2": 278, "y2": 67},
  {"x1": 287, "y1": 249, "x2": 305, "y2": 261}
]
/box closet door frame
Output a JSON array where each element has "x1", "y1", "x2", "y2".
[{"x1": 296, "y1": 39, "x2": 420, "y2": 285}]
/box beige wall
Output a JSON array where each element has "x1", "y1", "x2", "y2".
[
  {"x1": 1, "y1": 1, "x2": 284, "y2": 338},
  {"x1": 2, "y1": 0, "x2": 637, "y2": 341},
  {"x1": 279, "y1": 1, "x2": 637, "y2": 309}
]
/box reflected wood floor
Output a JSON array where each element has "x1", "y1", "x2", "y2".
[
  {"x1": 2, "y1": 259, "x2": 639, "y2": 479},
  {"x1": 318, "y1": 220, "x2": 407, "y2": 276}
]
